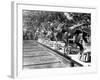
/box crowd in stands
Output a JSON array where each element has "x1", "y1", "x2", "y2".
[{"x1": 23, "y1": 10, "x2": 91, "y2": 62}]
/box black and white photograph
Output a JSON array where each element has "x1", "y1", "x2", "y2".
[
  {"x1": 11, "y1": 2, "x2": 97, "y2": 78},
  {"x1": 23, "y1": 10, "x2": 91, "y2": 69}
]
